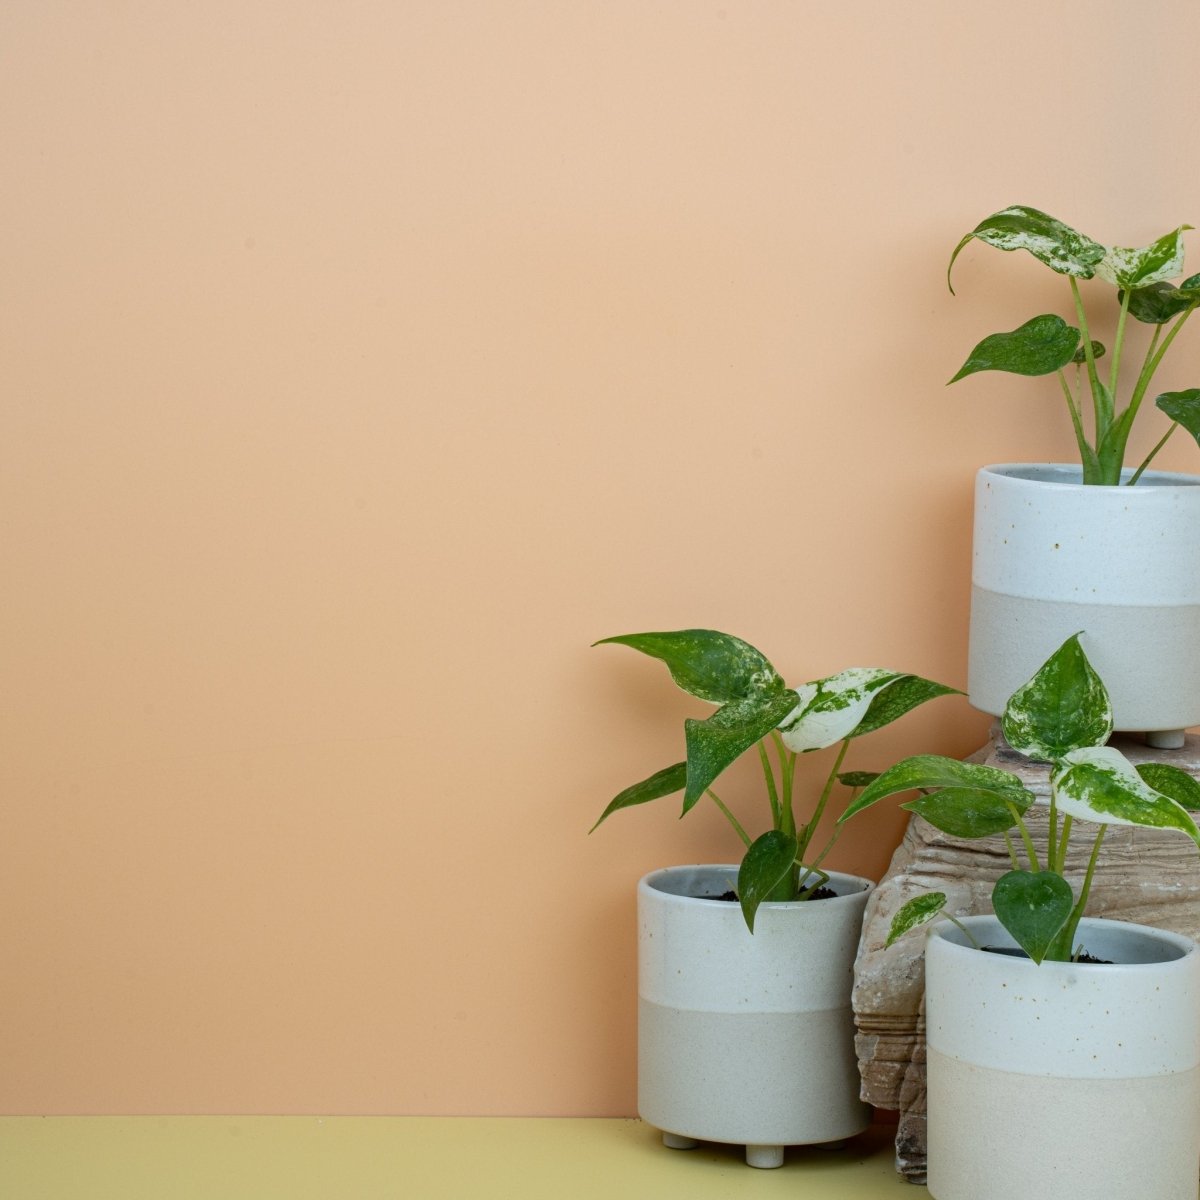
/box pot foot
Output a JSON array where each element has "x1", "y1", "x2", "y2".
[
  {"x1": 745, "y1": 1144, "x2": 784, "y2": 1169},
  {"x1": 661, "y1": 1132, "x2": 697, "y2": 1151},
  {"x1": 1146, "y1": 728, "x2": 1186, "y2": 750}
]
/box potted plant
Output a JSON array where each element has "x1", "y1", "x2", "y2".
[
  {"x1": 844, "y1": 634, "x2": 1200, "y2": 1200},
  {"x1": 948, "y1": 206, "x2": 1200, "y2": 745},
  {"x1": 593, "y1": 628, "x2": 956, "y2": 1167}
]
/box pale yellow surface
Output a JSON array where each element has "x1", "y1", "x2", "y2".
[
  {"x1": 4, "y1": 0, "x2": 1200, "y2": 1116},
  {"x1": 0, "y1": 1118, "x2": 921, "y2": 1200}
]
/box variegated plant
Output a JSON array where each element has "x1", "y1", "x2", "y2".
[
  {"x1": 948, "y1": 206, "x2": 1200, "y2": 485},
  {"x1": 592, "y1": 629, "x2": 957, "y2": 932},
  {"x1": 845, "y1": 635, "x2": 1200, "y2": 963}
]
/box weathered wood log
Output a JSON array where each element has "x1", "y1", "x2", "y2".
[{"x1": 852, "y1": 730, "x2": 1200, "y2": 1185}]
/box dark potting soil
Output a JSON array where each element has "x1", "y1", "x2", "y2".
[
  {"x1": 699, "y1": 887, "x2": 838, "y2": 903},
  {"x1": 982, "y1": 945, "x2": 1113, "y2": 965}
]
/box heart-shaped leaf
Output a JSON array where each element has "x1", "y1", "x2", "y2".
[
  {"x1": 1136, "y1": 762, "x2": 1200, "y2": 811},
  {"x1": 838, "y1": 770, "x2": 881, "y2": 789},
  {"x1": 738, "y1": 830, "x2": 799, "y2": 933},
  {"x1": 683, "y1": 690, "x2": 801, "y2": 811},
  {"x1": 902, "y1": 786, "x2": 1029, "y2": 839},
  {"x1": 839, "y1": 755, "x2": 1033, "y2": 823},
  {"x1": 1052, "y1": 746, "x2": 1200, "y2": 846},
  {"x1": 1071, "y1": 339, "x2": 1105, "y2": 364},
  {"x1": 851, "y1": 675, "x2": 962, "y2": 739},
  {"x1": 992, "y1": 870, "x2": 1074, "y2": 964},
  {"x1": 1096, "y1": 226, "x2": 1192, "y2": 289},
  {"x1": 1156, "y1": 390, "x2": 1200, "y2": 447},
  {"x1": 590, "y1": 761, "x2": 686, "y2": 832},
  {"x1": 950, "y1": 315, "x2": 1081, "y2": 383},
  {"x1": 947, "y1": 206, "x2": 1106, "y2": 292},
  {"x1": 1002, "y1": 634, "x2": 1112, "y2": 762},
  {"x1": 886, "y1": 892, "x2": 948, "y2": 947},
  {"x1": 777, "y1": 668, "x2": 901, "y2": 752},
  {"x1": 594, "y1": 629, "x2": 783, "y2": 704}
]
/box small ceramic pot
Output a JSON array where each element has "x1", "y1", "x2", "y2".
[
  {"x1": 968, "y1": 463, "x2": 1200, "y2": 745},
  {"x1": 925, "y1": 915, "x2": 1200, "y2": 1200},
  {"x1": 637, "y1": 864, "x2": 873, "y2": 1168}
]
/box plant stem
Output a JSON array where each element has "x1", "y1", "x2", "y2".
[
  {"x1": 773, "y1": 731, "x2": 797, "y2": 841},
  {"x1": 944, "y1": 913, "x2": 982, "y2": 951},
  {"x1": 1056, "y1": 813, "x2": 1073, "y2": 871},
  {"x1": 706, "y1": 789, "x2": 752, "y2": 848},
  {"x1": 1123, "y1": 305, "x2": 1197, "y2": 469},
  {"x1": 795, "y1": 866, "x2": 831, "y2": 900},
  {"x1": 1057, "y1": 369, "x2": 1092, "y2": 466},
  {"x1": 1059, "y1": 824, "x2": 1107, "y2": 957},
  {"x1": 1129, "y1": 422, "x2": 1178, "y2": 484},
  {"x1": 803, "y1": 822, "x2": 843, "y2": 881},
  {"x1": 1071, "y1": 277, "x2": 1109, "y2": 440},
  {"x1": 1047, "y1": 795, "x2": 1059, "y2": 873},
  {"x1": 1108, "y1": 283, "x2": 1132, "y2": 399},
  {"x1": 1002, "y1": 829, "x2": 1021, "y2": 872},
  {"x1": 804, "y1": 739, "x2": 850, "y2": 860},
  {"x1": 1005, "y1": 801, "x2": 1041, "y2": 872},
  {"x1": 757, "y1": 740, "x2": 782, "y2": 831}
]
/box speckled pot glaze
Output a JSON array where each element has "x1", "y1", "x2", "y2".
[
  {"x1": 969, "y1": 463, "x2": 1200, "y2": 743},
  {"x1": 637, "y1": 865, "x2": 873, "y2": 1168},
  {"x1": 925, "y1": 915, "x2": 1200, "y2": 1200}
]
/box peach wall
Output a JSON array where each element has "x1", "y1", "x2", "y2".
[{"x1": 4, "y1": 0, "x2": 1199, "y2": 1115}]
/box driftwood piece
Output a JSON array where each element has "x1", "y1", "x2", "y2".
[{"x1": 852, "y1": 730, "x2": 1200, "y2": 1185}]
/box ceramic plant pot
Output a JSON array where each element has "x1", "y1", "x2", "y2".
[
  {"x1": 637, "y1": 864, "x2": 872, "y2": 1168},
  {"x1": 925, "y1": 915, "x2": 1200, "y2": 1200},
  {"x1": 968, "y1": 463, "x2": 1200, "y2": 746}
]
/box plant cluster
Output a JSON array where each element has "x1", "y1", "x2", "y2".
[
  {"x1": 592, "y1": 629, "x2": 956, "y2": 931},
  {"x1": 844, "y1": 636, "x2": 1200, "y2": 962},
  {"x1": 949, "y1": 205, "x2": 1200, "y2": 485}
]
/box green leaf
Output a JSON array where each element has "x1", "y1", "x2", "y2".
[
  {"x1": 902, "y1": 786, "x2": 1030, "y2": 839},
  {"x1": 777, "y1": 668, "x2": 901, "y2": 752},
  {"x1": 851, "y1": 675, "x2": 961, "y2": 739},
  {"x1": 886, "y1": 892, "x2": 947, "y2": 947},
  {"x1": 949, "y1": 315, "x2": 1081, "y2": 383},
  {"x1": 683, "y1": 690, "x2": 801, "y2": 811},
  {"x1": 1001, "y1": 634, "x2": 1112, "y2": 762},
  {"x1": 992, "y1": 870, "x2": 1074, "y2": 965},
  {"x1": 1136, "y1": 762, "x2": 1200, "y2": 811},
  {"x1": 1097, "y1": 226, "x2": 1193, "y2": 289},
  {"x1": 947, "y1": 206, "x2": 1106, "y2": 293},
  {"x1": 590, "y1": 762, "x2": 687, "y2": 832},
  {"x1": 1053, "y1": 746, "x2": 1200, "y2": 846},
  {"x1": 1071, "y1": 339, "x2": 1105, "y2": 364},
  {"x1": 838, "y1": 770, "x2": 881, "y2": 789},
  {"x1": 738, "y1": 830, "x2": 799, "y2": 932},
  {"x1": 839, "y1": 755, "x2": 1033, "y2": 823},
  {"x1": 594, "y1": 629, "x2": 783, "y2": 704},
  {"x1": 1156, "y1": 390, "x2": 1200, "y2": 446},
  {"x1": 1124, "y1": 282, "x2": 1200, "y2": 325}
]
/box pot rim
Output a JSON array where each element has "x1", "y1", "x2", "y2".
[
  {"x1": 927, "y1": 913, "x2": 1198, "y2": 973},
  {"x1": 638, "y1": 863, "x2": 873, "y2": 909},
  {"x1": 980, "y1": 461, "x2": 1200, "y2": 490}
]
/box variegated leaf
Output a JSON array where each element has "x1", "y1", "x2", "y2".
[
  {"x1": 1052, "y1": 746, "x2": 1200, "y2": 846},
  {"x1": 886, "y1": 892, "x2": 947, "y2": 947},
  {"x1": 1096, "y1": 226, "x2": 1192, "y2": 289},
  {"x1": 1002, "y1": 634, "x2": 1112, "y2": 762},
  {"x1": 902, "y1": 785, "x2": 1029, "y2": 839},
  {"x1": 839, "y1": 755, "x2": 1033, "y2": 823},
  {"x1": 590, "y1": 761, "x2": 687, "y2": 832},
  {"x1": 950, "y1": 315, "x2": 1081, "y2": 382},
  {"x1": 594, "y1": 629, "x2": 783, "y2": 704},
  {"x1": 777, "y1": 668, "x2": 901, "y2": 752},
  {"x1": 1137, "y1": 762, "x2": 1200, "y2": 811},
  {"x1": 1156, "y1": 390, "x2": 1200, "y2": 447},
  {"x1": 947, "y1": 205, "x2": 1105, "y2": 292}
]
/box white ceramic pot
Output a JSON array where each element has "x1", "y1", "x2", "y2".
[
  {"x1": 925, "y1": 915, "x2": 1200, "y2": 1200},
  {"x1": 637, "y1": 864, "x2": 872, "y2": 1168},
  {"x1": 969, "y1": 463, "x2": 1200, "y2": 746}
]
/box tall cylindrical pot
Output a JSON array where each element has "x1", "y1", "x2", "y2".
[
  {"x1": 925, "y1": 915, "x2": 1200, "y2": 1200},
  {"x1": 968, "y1": 463, "x2": 1200, "y2": 741},
  {"x1": 637, "y1": 864, "x2": 872, "y2": 1167}
]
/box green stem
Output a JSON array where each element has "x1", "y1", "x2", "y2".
[
  {"x1": 757, "y1": 740, "x2": 782, "y2": 832},
  {"x1": 1001, "y1": 829, "x2": 1021, "y2": 873},
  {"x1": 706, "y1": 789, "x2": 752, "y2": 848},
  {"x1": 1056, "y1": 814, "x2": 1073, "y2": 872},
  {"x1": 803, "y1": 822, "x2": 844, "y2": 883},
  {"x1": 1129, "y1": 422, "x2": 1178, "y2": 485},
  {"x1": 1123, "y1": 305, "x2": 1197, "y2": 465},
  {"x1": 1057, "y1": 369, "x2": 1092, "y2": 466},
  {"x1": 1005, "y1": 801, "x2": 1040, "y2": 872},
  {"x1": 802, "y1": 739, "x2": 850, "y2": 860},
  {"x1": 795, "y1": 865, "x2": 831, "y2": 900},
  {"x1": 1047, "y1": 795, "x2": 1059, "y2": 874},
  {"x1": 1071, "y1": 277, "x2": 1109, "y2": 440},
  {"x1": 1060, "y1": 825, "x2": 1107, "y2": 958},
  {"x1": 773, "y1": 731, "x2": 797, "y2": 841},
  {"x1": 1108, "y1": 283, "x2": 1132, "y2": 399},
  {"x1": 945, "y1": 913, "x2": 982, "y2": 951}
]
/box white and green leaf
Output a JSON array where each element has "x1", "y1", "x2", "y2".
[
  {"x1": 1136, "y1": 762, "x2": 1200, "y2": 811},
  {"x1": 950, "y1": 315, "x2": 1082, "y2": 382},
  {"x1": 839, "y1": 755, "x2": 1033, "y2": 823},
  {"x1": 886, "y1": 892, "x2": 947, "y2": 947},
  {"x1": 594, "y1": 629, "x2": 784, "y2": 704},
  {"x1": 902, "y1": 786, "x2": 1030, "y2": 839},
  {"x1": 1124, "y1": 280, "x2": 1200, "y2": 325},
  {"x1": 777, "y1": 668, "x2": 901, "y2": 752},
  {"x1": 851, "y1": 675, "x2": 962, "y2": 739},
  {"x1": 992, "y1": 870, "x2": 1075, "y2": 965},
  {"x1": 1156, "y1": 390, "x2": 1200, "y2": 448},
  {"x1": 1052, "y1": 746, "x2": 1200, "y2": 846},
  {"x1": 1096, "y1": 226, "x2": 1192, "y2": 289},
  {"x1": 947, "y1": 205, "x2": 1106, "y2": 292},
  {"x1": 1002, "y1": 634, "x2": 1112, "y2": 762}
]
